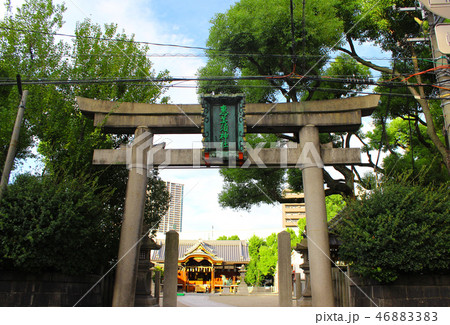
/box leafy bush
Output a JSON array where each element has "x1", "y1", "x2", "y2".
[
  {"x1": 336, "y1": 180, "x2": 449, "y2": 283},
  {"x1": 0, "y1": 174, "x2": 117, "y2": 275}
]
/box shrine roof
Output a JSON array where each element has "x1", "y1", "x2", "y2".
[{"x1": 151, "y1": 239, "x2": 250, "y2": 264}]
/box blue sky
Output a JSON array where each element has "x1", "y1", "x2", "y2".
[{"x1": 3, "y1": 0, "x2": 387, "y2": 240}]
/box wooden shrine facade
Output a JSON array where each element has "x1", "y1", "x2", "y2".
[{"x1": 152, "y1": 240, "x2": 250, "y2": 293}]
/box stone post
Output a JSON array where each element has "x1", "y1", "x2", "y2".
[
  {"x1": 163, "y1": 230, "x2": 179, "y2": 307},
  {"x1": 299, "y1": 125, "x2": 335, "y2": 307},
  {"x1": 154, "y1": 270, "x2": 161, "y2": 305},
  {"x1": 112, "y1": 127, "x2": 151, "y2": 307},
  {"x1": 295, "y1": 273, "x2": 302, "y2": 299},
  {"x1": 278, "y1": 230, "x2": 292, "y2": 307}
]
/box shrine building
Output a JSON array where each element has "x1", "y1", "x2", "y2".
[{"x1": 152, "y1": 239, "x2": 250, "y2": 293}]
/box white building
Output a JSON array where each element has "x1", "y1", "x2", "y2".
[{"x1": 158, "y1": 182, "x2": 184, "y2": 233}]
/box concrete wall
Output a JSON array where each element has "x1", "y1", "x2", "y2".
[{"x1": 0, "y1": 271, "x2": 114, "y2": 307}]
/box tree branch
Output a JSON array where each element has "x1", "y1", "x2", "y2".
[
  {"x1": 340, "y1": 36, "x2": 450, "y2": 172},
  {"x1": 337, "y1": 44, "x2": 393, "y2": 75}
]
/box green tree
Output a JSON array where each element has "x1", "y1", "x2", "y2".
[
  {"x1": 286, "y1": 228, "x2": 302, "y2": 248},
  {"x1": 245, "y1": 233, "x2": 278, "y2": 286},
  {"x1": 0, "y1": 0, "x2": 170, "y2": 273},
  {"x1": 218, "y1": 134, "x2": 288, "y2": 210},
  {"x1": 0, "y1": 0, "x2": 68, "y2": 174},
  {"x1": 335, "y1": 0, "x2": 450, "y2": 174},
  {"x1": 217, "y1": 235, "x2": 240, "y2": 240},
  {"x1": 336, "y1": 178, "x2": 450, "y2": 283},
  {"x1": 245, "y1": 235, "x2": 265, "y2": 285},
  {"x1": 0, "y1": 173, "x2": 116, "y2": 275},
  {"x1": 297, "y1": 194, "x2": 346, "y2": 238},
  {"x1": 201, "y1": 0, "x2": 449, "y2": 214},
  {"x1": 326, "y1": 194, "x2": 346, "y2": 219},
  {"x1": 305, "y1": 53, "x2": 372, "y2": 101},
  {"x1": 200, "y1": 0, "x2": 344, "y2": 102},
  {"x1": 258, "y1": 233, "x2": 278, "y2": 279},
  {"x1": 199, "y1": 1, "x2": 374, "y2": 210}
]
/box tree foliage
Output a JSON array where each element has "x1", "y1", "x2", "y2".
[
  {"x1": 199, "y1": 0, "x2": 376, "y2": 210},
  {"x1": 296, "y1": 194, "x2": 346, "y2": 238},
  {"x1": 198, "y1": 0, "x2": 449, "y2": 214},
  {"x1": 336, "y1": 0, "x2": 450, "y2": 173},
  {"x1": 336, "y1": 178, "x2": 450, "y2": 283},
  {"x1": 245, "y1": 234, "x2": 278, "y2": 286},
  {"x1": 217, "y1": 235, "x2": 240, "y2": 240},
  {"x1": 0, "y1": 0, "x2": 170, "y2": 274},
  {"x1": 218, "y1": 134, "x2": 287, "y2": 210},
  {"x1": 200, "y1": 0, "x2": 344, "y2": 102},
  {"x1": 0, "y1": 0, "x2": 68, "y2": 173},
  {"x1": 0, "y1": 174, "x2": 116, "y2": 275}
]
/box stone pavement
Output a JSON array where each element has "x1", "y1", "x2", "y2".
[{"x1": 171, "y1": 293, "x2": 294, "y2": 307}]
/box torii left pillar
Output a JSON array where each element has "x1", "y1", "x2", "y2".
[
  {"x1": 112, "y1": 126, "x2": 152, "y2": 307},
  {"x1": 300, "y1": 125, "x2": 335, "y2": 307}
]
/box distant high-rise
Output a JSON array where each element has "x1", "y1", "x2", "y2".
[
  {"x1": 158, "y1": 182, "x2": 184, "y2": 233},
  {"x1": 281, "y1": 190, "x2": 305, "y2": 229}
]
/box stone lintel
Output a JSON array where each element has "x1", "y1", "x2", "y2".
[
  {"x1": 92, "y1": 110, "x2": 362, "y2": 134},
  {"x1": 76, "y1": 95, "x2": 380, "y2": 134},
  {"x1": 76, "y1": 95, "x2": 379, "y2": 117}
]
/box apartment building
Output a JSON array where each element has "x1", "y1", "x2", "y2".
[
  {"x1": 282, "y1": 190, "x2": 306, "y2": 229},
  {"x1": 158, "y1": 182, "x2": 184, "y2": 233}
]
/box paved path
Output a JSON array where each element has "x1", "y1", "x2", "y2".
[
  {"x1": 173, "y1": 293, "x2": 284, "y2": 307},
  {"x1": 177, "y1": 294, "x2": 233, "y2": 307}
]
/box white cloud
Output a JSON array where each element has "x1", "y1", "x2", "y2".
[{"x1": 58, "y1": 0, "x2": 205, "y2": 104}]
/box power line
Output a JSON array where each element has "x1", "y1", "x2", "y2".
[
  {"x1": 0, "y1": 77, "x2": 439, "y2": 99},
  {"x1": 0, "y1": 25, "x2": 211, "y2": 51},
  {"x1": 0, "y1": 51, "x2": 411, "y2": 60},
  {"x1": 0, "y1": 26, "x2": 445, "y2": 62},
  {"x1": 0, "y1": 74, "x2": 441, "y2": 89}
]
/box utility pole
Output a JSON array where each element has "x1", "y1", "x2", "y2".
[
  {"x1": 418, "y1": 1, "x2": 450, "y2": 150},
  {"x1": 0, "y1": 76, "x2": 28, "y2": 200},
  {"x1": 429, "y1": 14, "x2": 450, "y2": 149}
]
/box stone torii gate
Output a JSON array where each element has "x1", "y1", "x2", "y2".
[{"x1": 77, "y1": 94, "x2": 380, "y2": 307}]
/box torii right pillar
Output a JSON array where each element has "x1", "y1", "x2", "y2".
[{"x1": 299, "y1": 125, "x2": 335, "y2": 307}]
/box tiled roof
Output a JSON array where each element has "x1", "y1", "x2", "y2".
[{"x1": 151, "y1": 239, "x2": 250, "y2": 263}]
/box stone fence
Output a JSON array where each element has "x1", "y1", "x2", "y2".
[
  {"x1": 331, "y1": 267, "x2": 450, "y2": 307},
  {"x1": 0, "y1": 271, "x2": 114, "y2": 307}
]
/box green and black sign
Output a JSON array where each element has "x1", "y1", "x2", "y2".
[{"x1": 201, "y1": 94, "x2": 246, "y2": 162}]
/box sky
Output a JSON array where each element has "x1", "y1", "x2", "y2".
[{"x1": 2, "y1": 0, "x2": 387, "y2": 241}]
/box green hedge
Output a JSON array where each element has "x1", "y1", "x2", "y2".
[
  {"x1": 0, "y1": 174, "x2": 117, "y2": 275},
  {"x1": 336, "y1": 181, "x2": 449, "y2": 283}
]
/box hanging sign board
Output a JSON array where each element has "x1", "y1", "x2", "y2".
[
  {"x1": 419, "y1": 0, "x2": 450, "y2": 18},
  {"x1": 201, "y1": 94, "x2": 246, "y2": 164},
  {"x1": 435, "y1": 23, "x2": 450, "y2": 53}
]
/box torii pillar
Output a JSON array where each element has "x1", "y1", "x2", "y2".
[
  {"x1": 112, "y1": 126, "x2": 152, "y2": 307},
  {"x1": 300, "y1": 125, "x2": 334, "y2": 307}
]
